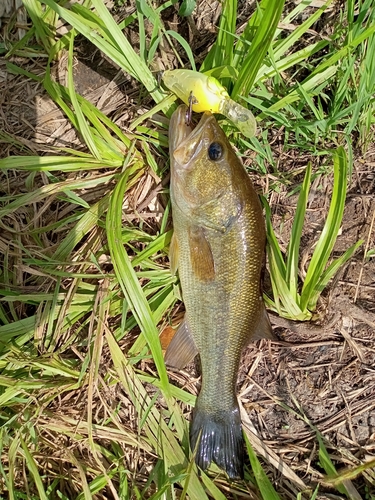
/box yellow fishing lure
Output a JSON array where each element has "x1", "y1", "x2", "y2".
[{"x1": 163, "y1": 69, "x2": 258, "y2": 138}]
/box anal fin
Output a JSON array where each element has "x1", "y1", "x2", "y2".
[
  {"x1": 164, "y1": 318, "x2": 198, "y2": 369},
  {"x1": 251, "y1": 302, "x2": 277, "y2": 341}
]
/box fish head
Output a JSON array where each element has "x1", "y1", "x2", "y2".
[{"x1": 169, "y1": 105, "x2": 245, "y2": 225}]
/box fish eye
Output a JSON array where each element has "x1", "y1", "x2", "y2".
[{"x1": 208, "y1": 142, "x2": 224, "y2": 161}]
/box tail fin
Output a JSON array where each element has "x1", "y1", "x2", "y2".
[{"x1": 190, "y1": 403, "x2": 244, "y2": 479}]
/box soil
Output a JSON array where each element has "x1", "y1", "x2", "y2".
[{"x1": 1, "y1": 1, "x2": 375, "y2": 499}]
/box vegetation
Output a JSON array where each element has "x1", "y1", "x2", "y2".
[{"x1": 0, "y1": 0, "x2": 374, "y2": 498}]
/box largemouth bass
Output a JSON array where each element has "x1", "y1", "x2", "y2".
[{"x1": 165, "y1": 104, "x2": 274, "y2": 479}]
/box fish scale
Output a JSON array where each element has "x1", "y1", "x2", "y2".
[{"x1": 165, "y1": 105, "x2": 274, "y2": 479}]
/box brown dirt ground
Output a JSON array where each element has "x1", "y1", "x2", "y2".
[{"x1": 1, "y1": 1, "x2": 375, "y2": 499}]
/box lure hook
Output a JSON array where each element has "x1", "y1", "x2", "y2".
[{"x1": 185, "y1": 91, "x2": 197, "y2": 125}]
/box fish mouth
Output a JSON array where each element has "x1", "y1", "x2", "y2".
[{"x1": 169, "y1": 105, "x2": 214, "y2": 165}]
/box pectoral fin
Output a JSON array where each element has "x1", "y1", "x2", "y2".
[
  {"x1": 164, "y1": 318, "x2": 198, "y2": 369},
  {"x1": 251, "y1": 303, "x2": 277, "y2": 341},
  {"x1": 169, "y1": 232, "x2": 179, "y2": 275},
  {"x1": 189, "y1": 226, "x2": 215, "y2": 282}
]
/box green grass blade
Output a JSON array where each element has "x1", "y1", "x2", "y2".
[
  {"x1": 40, "y1": 0, "x2": 167, "y2": 105},
  {"x1": 301, "y1": 147, "x2": 348, "y2": 311},
  {"x1": 0, "y1": 155, "x2": 114, "y2": 171},
  {"x1": 285, "y1": 163, "x2": 312, "y2": 300},
  {"x1": 255, "y1": 40, "x2": 329, "y2": 82},
  {"x1": 51, "y1": 194, "x2": 109, "y2": 262},
  {"x1": 0, "y1": 174, "x2": 114, "y2": 219},
  {"x1": 268, "y1": 252, "x2": 308, "y2": 320},
  {"x1": 263, "y1": 198, "x2": 287, "y2": 279},
  {"x1": 67, "y1": 451, "x2": 93, "y2": 500},
  {"x1": 317, "y1": 433, "x2": 348, "y2": 496},
  {"x1": 76, "y1": 474, "x2": 111, "y2": 500},
  {"x1": 178, "y1": 0, "x2": 196, "y2": 17},
  {"x1": 244, "y1": 433, "x2": 281, "y2": 500},
  {"x1": 324, "y1": 458, "x2": 375, "y2": 487},
  {"x1": 20, "y1": 437, "x2": 49, "y2": 500},
  {"x1": 201, "y1": 0, "x2": 237, "y2": 72},
  {"x1": 106, "y1": 331, "x2": 209, "y2": 500},
  {"x1": 232, "y1": 0, "x2": 285, "y2": 99},
  {"x1": 261, "y1": 66, "x2": 337, "y2": 116},
  {"x1": 23, "y1": 0, "x2": 56, "y2": 52},
  {"x1": 8, "y1": 435, "x2": 19, "y2": 500},
  {"x1": 165, "y1": 30, "x2": 196, "y2": 71},
  {"x1": 264, "y1": 198, "x2": 310, "y2": 319},
  {"x1": 309, "y1": 240, "x2": 363, "y2": 311},
  {"x1": 200, "y1": 473, "x2": 228, "y2": 499},
  {"x1": 67, "y1": 31, "x2": 101, "y2": 159},
  {"x1": 310, "y1": 23, "x2": 375, "y2": 82},
  {"x1": 106, "y1": 171, "x2": 170, "y2": 397},
  {"x1": 272, "y1": 0, "x2": 332, "y2": 63}
]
